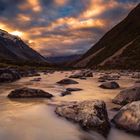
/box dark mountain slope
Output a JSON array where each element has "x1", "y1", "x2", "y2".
[
  {"x1": 46, "y1": 55, "x2": 81, "y2": 64},
  {"x1": 0, "y1": 29, "x2": 46, "y2": 63},
  {"x1": 74, "y1": 3, "x2": 140, "y2": 69}
]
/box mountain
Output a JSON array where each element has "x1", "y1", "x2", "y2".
[
  {"x1": 0, "y1": 29, "x2": 47, "y2": 64},
  {"x1": 74, "y1": 3, "x2": 140, "y2": 70},
  {"x1": 46, "y1": 55, "x2": 81, "y2": 64}
]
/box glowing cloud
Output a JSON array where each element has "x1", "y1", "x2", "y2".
[
  {"x1": 10, "y1": 31, "x2": 23, "y2": 37},
  {"x1": 0, "y1": 0, "x2": 139, "y2": 56}
]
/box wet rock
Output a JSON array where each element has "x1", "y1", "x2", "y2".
[
  {"x1": 55, "y1": 100, "x2": 110, "y2": 137},
  {"x1": 8, "y1": 87, "x2": 53, "y2": 98},
  {"x1": 110, "y1": 106, "x2": 122, "y2": 112},
  {"x1": 69, "y1": 70, "x2": 93, "y2": 79},
  {"x1": 98, "y1": 79, "x2": 106, "y2": 83},
  {"x1": 80, "y1": 77, "x2": 86, "y2": 80},
  {"x1": 31, "y1": 78, "x2": 41, "y2": 82},
  {"x1": 98, "y1": 75, "x2": 120, "y2": 82},
  {"x1": 28, "y1": 73, "x2": 40, "y2": 77},
  {"x1": 131, "y1": 73, "x2": 140, "y2": 79},
  {"x1": 66, "y1": 88, "x2": 82, "y2": 92},
  {"x1": 99, "y1": 81, "x2": 120, "y2": 89},
  {"x1": 57, "y1": 78, "x2": 78, "y2": 85},
  {"x1": 0, "y1": 68, "x2": 20, "y2": 83},
  {"x1": 19, "y1": 69, "x2": 40, "y2": 77},
  {"x1": 83, "y1": 71, "x2": 93, "y2": 77},
  {"x1": 112, "y1": 86, "x2": 140, "y2": 105},
  {"x1": 135, "y1": 80, "x2": 140, "y2": 83},
  {"x1": 112, "y1": 101, "x2": 140, "y2": 134},
  {"x1": 61, "y1": 91, "x2": 71, "y2": 96}
]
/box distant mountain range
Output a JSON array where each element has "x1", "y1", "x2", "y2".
[
  {"x1": 0, "y1": 29, "x2": 47, "y2": 65},
  {"x1": 46, "y1": 55, "x2": 81, "y2": 64},
  {"x1": 74, "y1": 3, "x2": 140, "y2": 70}
]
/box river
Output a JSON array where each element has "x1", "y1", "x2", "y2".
[{"x1": 0, "y1": 71, "x2": 139, "y2": 140}]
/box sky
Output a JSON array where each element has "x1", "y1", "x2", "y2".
[{"x1": 0, "y1": 0, "x2": 139, "y2": 57}]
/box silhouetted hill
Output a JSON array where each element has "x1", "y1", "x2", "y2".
[
  {"x1": 0, "y1": 29, "x2": 47, "y2": 63},
  {"x1": 74, "y1": 3, "x2": 140, "y2": 70}
]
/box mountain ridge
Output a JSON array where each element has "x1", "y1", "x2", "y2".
[
  {"x1": 0, "y1": 29, "x2": 47, "y2": 64},
  {"x1": 74, "y1": 3, "x2": 140, "y2": 70}
]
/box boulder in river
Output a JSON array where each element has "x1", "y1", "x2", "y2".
[
  {"x1": 55, "y1": 100, "x2": 110, "y2": 137},
  {"x1": 57, "y1": 78, "x2": 78, "y2": 85},
  {"x1": 31, "y1": 78, "x2": 41, "y2": 82},
  {"x1": 99, "y1": 81, "x2": 120, "y2": 89},
  {"x1": 0, "y1": 68, "x2": 20, "y2": 83},
  {"x1": 66, "y1": 88, "x2": 82, "y2": 92},
  {"x1": 69, "y1": 70, "x2": 93, "y2": 79},
  {"x1": 8, "y1": 87, "x2": 53, "y2": 98},
  {"x1": 112, "y1": 101, "x2": 140, "y2": 134},
  {"x1": 131, "y1": 73, "x2": 140, "y2": 79},
  {"x1": 61, "y1": 91, "x2": 71, "y2": 96},
  {"x1": 98, "y1": 74, "x2": 120, "y2": 82},
  {"x1": 112, "y1": 86, "x2": 140, "y2": 105},
  {"x1": 135, "y1": 80, "x2": 140, "y2": 83},
  {"x1": 18, "y1": 69, "x2": 40, "y2": 77}
]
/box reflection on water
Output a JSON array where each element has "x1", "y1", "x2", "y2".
[
  {"x1": 0, "y1": 72, "x2": 139, "y2": 140},
  {"x1": 0, "y1": 104, "x2": 79, "y2": 140}
]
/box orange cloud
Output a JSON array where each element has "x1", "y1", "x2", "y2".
[
  {"x1": 54, "y1": 0, "x2": 68, "y2": 6},
  {"x1": 17, "y1": 14, "x2": 31, "y2": 22},
  {"x1": 18, "y1": 0, "x2": 41, "y2": 12},
  {"x1": 0, "y1": 0, "x2": 139, "y2": 56}
]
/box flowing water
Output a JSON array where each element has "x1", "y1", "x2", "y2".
[{"x1": 0, "y1": 71, "x2": 140, "y2": 140}]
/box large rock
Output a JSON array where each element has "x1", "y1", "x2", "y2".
[
  {"x1": 31, "y1": 77, "x2": 41, "y2": 82},
  {"x1": 112, "y1": 101, "x2": 140, "y2": 134},
  {"x1": 99, "y1": 81, "x2": 120, "y2": 89},
  {"x1": 112, "y1": 86, "x2": 140, "y2": 105},
  {"x1": 57, "y1": 78, "x2": 78, "y2": 85},
  {"x1": 66, "y1": 88, "x2": 82, "y2": 92},
  {"x1": 131, "y1": 73, "x2": 140, "y2": 79},
  {"x1": 69, "y1": 70, "x2": 93, "y2": 79},
  {"x1": 61, "y1": 91, "x2": 71, "y2": 96},
  {"x1": 8, "y1": 87, "x2": 53, "y2": 98},
  {"x1": 55, "y1": 100, "x2": 110, "y2": 136},
  {"x1": 98, "y1": 74, "x2": 120, "y2": 82},
  {"x1": 135, "y1": 80, "x2": 140, "y2": 83},
  {"x1": 19, "y1": 69, "x2": 40, "y2": 77},
  {"x1": 0, "y1": 68, "x2": 20, "y2": 83}
]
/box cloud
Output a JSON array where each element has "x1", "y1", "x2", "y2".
[{"x1": 0, "y1": 0, "x2": 139, "y2": 56}]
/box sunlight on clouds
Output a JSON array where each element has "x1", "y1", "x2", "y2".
[
  {"x1": 17, "y1": 14, "x2": 31, "y2": 22},
  {"x1": 0, "y1": 0, "x2": 139, "y2": 56},
  {"x1": 10, "y1": 31, "x2": 23, "y2": 37},
  {"x1": 27, "y1": 0, "x2": 41, "y2": 12},
  {"x1": 18, "y1": 0, "x2": 41, "y2": 12},
  {"x1": 0, "y1": 23, "x2": 7, "y2": 30},
  {"x1": 49, "y1": 17, "x2": 105, "y2": 31},
  {"x1": 54, "y1": 0, "x2": 68, "y2": 6},
  {"x1": 80, "y1": 0, "x2": 119, "y2": 19}
]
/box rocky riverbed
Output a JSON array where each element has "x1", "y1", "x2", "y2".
[{"x1": 0, "y1": 70, "x2": 140, "y2": 140}]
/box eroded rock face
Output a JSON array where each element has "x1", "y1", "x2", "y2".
[
  {"x1": 112, "y1": 86, "x2": 140, "y2": 105},
  {"x1": 8, "y1": 87, "x2": 53, "y2": 98},
  {"x1": 99, "y1": 81, "x2": 120, "y2": 89},
  {"x1": 112, "y1": 101, "x2": 140, "y2": 134},
  {"x1": 55, "y1": 100, "x2": 110, "y2": 136},
  {"x1": 0, "y1": 68, "x2": 20, "y2": 83},
  {"x1": 57, "y1": 78, "x2": 78, "y2": 85}
]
